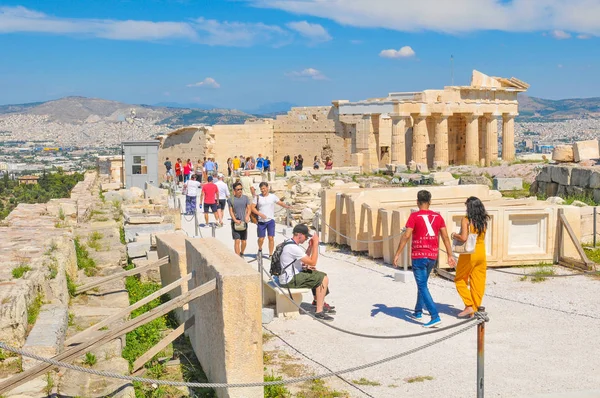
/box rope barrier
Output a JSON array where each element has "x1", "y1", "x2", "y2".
[
  {"x1": 319, "y1": 219, "x2": 406, "y2": 243},
  {"x1": 0, "y1": 319, "x2": 483, "y2": 388},
  {"x1": 262, "y1": 325, "x2": 376, "y2": 398},
  {"x1": 261, "y1": 267, "x2": 479, "y2": 339}
]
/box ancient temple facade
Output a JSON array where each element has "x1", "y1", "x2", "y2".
[{"x1": 333, "y1": 70, "x2": 529, "y2": 170}]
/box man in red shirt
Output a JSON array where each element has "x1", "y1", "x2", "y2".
[
  {"x1": 393, "y1": 190, "x2": 456, "y2": 328},
  {"x1": 200, "y1": 175, "x2": 219, "y2": 226}
]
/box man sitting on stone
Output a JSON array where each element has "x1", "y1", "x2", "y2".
[{"x1": 279, "y1": 224, "x2": 335, "y2": 321}]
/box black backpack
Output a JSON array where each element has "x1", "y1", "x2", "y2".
[{"x1": 270, "y1": 240, "x2": 297, "y2": 276}]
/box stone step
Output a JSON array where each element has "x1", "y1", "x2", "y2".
[{"x1": 22, "y1": 304, "x2": 68, "y2": 371}]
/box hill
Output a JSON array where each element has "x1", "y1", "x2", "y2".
[
  {"x1": 0, "y1": 97, "x2": 257, "y2": 146},
  {"x1": 517, "y1": 94, "x2": 600, "y2": 121},
  {"x1": 157, "y1": 109, "x2": 254, "y2": 126}
]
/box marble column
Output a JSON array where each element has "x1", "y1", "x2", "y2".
[
  {"x1": 356, "y1": 115, "x2": 371, "y2": 152},
  {"x1": 433, "y1": 114, "x2": 449, "y2": 169},
  {"x1": 411, "y1": 114, "x2": 428, "y2": 165},
  {"x1": 502, "y1": 113, "x2": 516, "y2": 161},
  {"x1": 465, "y1": 113, "x2": 480, "y2": 165},
  {"x1": 478, "y1": 117, "x2": 486, "y2": 167},
  {"x1": 484, "y1": 113, "x2": 499, "y2": 166},
  {"x1": 390, "y1": 114, "x2": 410, "y2": 165}
]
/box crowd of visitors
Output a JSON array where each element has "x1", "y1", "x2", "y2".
[{"x1": 166, "y1": 153, "x2": 333, "y2": 184}]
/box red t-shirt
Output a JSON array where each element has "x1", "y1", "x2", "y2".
[
  {"x1": 201, "y1": 183, "x2": 219, "y2": 204},
  {"x1": 405, "y1": 209, "x2": 446, "y2": 259}
]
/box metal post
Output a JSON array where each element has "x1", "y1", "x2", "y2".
[
  {"x1": 594, "y1": 207, "x2": 597, "y2": 247},
  {"x1": 211, "y1": 223, "x2": 216, "y2": 238},
  {"x1": 477, "y1": 306, "x2": 486, "y2": 398},
  {"x1": 194, "y1": 210, "x2": 199, "y2": 238},
  {"x1": 258, "y1": 254, "x2": 264, "y2": 305},
  {"x1": 286, "y1": 208, "x2": 290, "y2": 227}
]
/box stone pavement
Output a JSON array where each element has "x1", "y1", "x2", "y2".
[{"x1": 177, "y1": 196, "x2": 600, "y2": 398}]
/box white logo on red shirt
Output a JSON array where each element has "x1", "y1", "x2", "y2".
[{"x1": 419, "y1": 215, "x2": 438, "y2": 237}]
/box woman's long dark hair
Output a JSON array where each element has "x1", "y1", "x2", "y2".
[{"x1": 465, "y1": 196, "x2": 489, "y2": 235}]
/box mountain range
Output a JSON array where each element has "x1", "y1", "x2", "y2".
[
  {"x1": 0, "y1": 94, "x2": 599, "y2": 129},
  {"x1": 517, "y1": 94, "x2": 600, "y2": 121}
]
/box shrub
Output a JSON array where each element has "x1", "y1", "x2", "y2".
[
  {"x1": 264, "y1": 372, "x2": 290, "y2": 398},
  {"x1": 74, "y1": 238, "x2": 97, "y2": 276},
  {"x1": 66, "y1": 273, "x2": 77, "y2": 297},
  {"x1": 83, "y1": 352, "x2": 97, "y2": 367},
  {"x1": 119, "y1": 226, "x2": 126, "y2": 245},
  {"x1": 87, "y1": 231, "x2": 103, "y2": 251},
  {"x1": 27, "y1": 294, "x2": 44, "y2": 325},
  {"x1": 12, "y1": 264, "x2": 31, "y2": 279}
]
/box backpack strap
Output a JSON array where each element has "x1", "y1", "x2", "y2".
[{"x1": 280, "y1": 239, "x2": 300, "y2": 299}]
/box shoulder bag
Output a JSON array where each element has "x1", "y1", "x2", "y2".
[
  {"x1": 452, "y1": 225, "x2": 477, "y2": 254},
  {"x1": 231, "y1": 197, "x2": 247, "y2": 231},
  {"x1": 250, "y1": 195, "x2": 259, "y2": 224}
]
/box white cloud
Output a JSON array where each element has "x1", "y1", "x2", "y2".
[
  {"x1": 0, "y1": 6, "x2": 197, "y2": 40},
  {"x1": 286, "y1": 68, "x2": 327, "y2": 80},
  {"x1": 186, "y1": 78, "x2": 220, "y2": 88},
  {"x1": 551, "y1": 30, "x2": 571, "y2": 39},
  {"x1": 286, "y1": 21, "x2": 331, "y2": 42},
  {"x1": 379, "y1": 46, "x2": 415, "y2": 59},
  {"x1": 0, "y1": 6, "x2": 291, "y2": 46},
  {"x1": 577, "y1": 34, "x2": 591, "y2": 39},
  {"x1": 193, "y1": 17, "x2": 291, "y2": 47},
  {"x1": 249, "y1": 0, "x2": 600, "y2": 37}
]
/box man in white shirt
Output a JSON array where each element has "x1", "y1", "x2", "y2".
[
  {"x1": 215, "y1": 173, "x2": 230, "y2": 227},
  {"x1": 183, "y1": 174, "x2": 201, "y2": 215},
  {"x1": 279, "y1": 224, "x2": 334, "y2": 321},
  {"x1": 251, "y1": 182, "x2": 290, "y2": 259}
]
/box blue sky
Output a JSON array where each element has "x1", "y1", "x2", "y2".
[{"x1": 0, "y1": 0, "x2": 599, "y2": 110}]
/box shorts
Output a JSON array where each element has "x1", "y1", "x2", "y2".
[
  {"x1": 177, "y1": 174, "x2": 183, "y2": 182},
  {"x1": 231, "y1": 222, "x2": 248, "y2": 240},
  {"x1": 166, "y1": 169, "x2": 174, "y2": 176},
  {"x1": 280, "y1": 270, "x2": 329, "y2": 296},
  {"x1": 219, "y1": 199, "x2": 227, "y2": 210},
  {"x1": 257, "y1": 219, "x2": 275, "y2": 238},
  {"x1": 203, "y1": 203, "x2": 218, "y2": 213}
]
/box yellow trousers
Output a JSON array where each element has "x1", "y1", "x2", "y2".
[{"x1": 454, "y1": 247, "x2": 487, "y2": 310}]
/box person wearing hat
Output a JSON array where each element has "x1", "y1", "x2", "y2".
[
  {"x1": 215, "y1": 173, "x2": 230, "y2": 227},
  {"x1": 279, "y1": 224, "x2": 335, "y2": 321},
  {"x1": 200, "y1": 175, "x2": 219, "y2": 226}
]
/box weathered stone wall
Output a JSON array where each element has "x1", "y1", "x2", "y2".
[
  {"x1": 158, "y1": 128, "x2": 206, "y2": 183},
  {"x1": 272, "y1": 106, "x2": 352, "y2": 168},
  {"x1": 212, "y1": 122, "x2": 274, "y2": 172},
  {"x1": 273, "y1": 131, "x2": 352, "y2": 169},
  {"x1": 532, "y1": 164, "x2": 600, "y2": 202},
  {"x1": 274, "y1": 106, "x2": 336, "y2": 133},
  {"x1": 155, "y1": 236, "x2": 263, "y2": 398},
  {"x1": 0, "y1": 172, "x2": 95, "y2": 346}
]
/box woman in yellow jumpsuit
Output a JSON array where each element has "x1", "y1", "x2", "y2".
[{"x1": 451, "y1": 196, "x2": 490, "y2": 318}]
